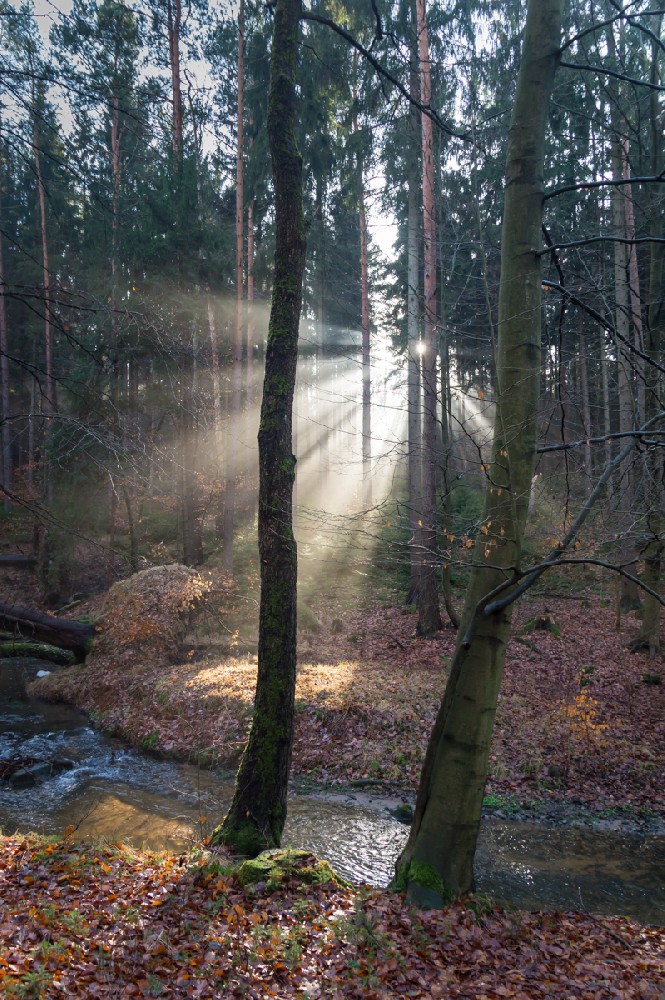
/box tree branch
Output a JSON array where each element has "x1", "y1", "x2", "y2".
[
  {"x1": 542, "y1": 279, "x2": 665, "y2": 376},
  {"x1": 544, "y1": 170, "x2": 665, "y2": 201},
  {"x1": 538, "y1": 234, "x2": 665, "y2": 254},
  {"x1": 538, "y1": 429, "x2": 665, "y2": 453},
  {"x1": 560, "y1": 59, "x2": 665, "y2": 91},
  {"x1": 477, "y1": 414, "x2": 665, "y2": 620},
  {"x1": 300, "y1": 11, "x2": 465, "y2": 139},
  {"x1": 559, "y1": 4, "x2": 665, "y2": 51}
]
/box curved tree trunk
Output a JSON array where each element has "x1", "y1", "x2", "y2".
[
  {"x1": 212, "y1": 0, "x2": 305, "y2": 856},
  {"x1": 396, "y1": 0, "x2": 562, "y2": 905}
]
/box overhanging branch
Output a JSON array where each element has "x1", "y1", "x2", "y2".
[
  {"x1": 560, "y1": 59, "x2": 665, "y2": 90},
  {"x1": 544, "y1": 170, "x2": 665, "y2": 201},
  {"x1": 300, "y1": 11, "x2": 465, "y2": 139}
]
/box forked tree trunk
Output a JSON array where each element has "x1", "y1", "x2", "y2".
[
  {"x1": 396, "y1": 0, "x2": 562, "y2": 904},
  {"x1": 415, "y1": 0, "x2": 442, "y2": 635},
  {"x1": 212, "y1": 0, "x2": 306, "y2": 856}
]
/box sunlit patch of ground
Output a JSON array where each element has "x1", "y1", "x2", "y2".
[{"x1": 30, "y1": 595, "x2": 664, "y2": 823}]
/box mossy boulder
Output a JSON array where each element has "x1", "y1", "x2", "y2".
[
  {"x1": 236, "y1": 848, "x2": 350, "y2": 890},
  {"x1": 88, "y1": 564, "x2": 210, "y2": 670}
]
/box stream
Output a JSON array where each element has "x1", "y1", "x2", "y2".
[{"x1": 1, "y1": 663, "x2": 663, "y2": 926}]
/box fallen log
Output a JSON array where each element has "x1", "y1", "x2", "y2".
[{"x1": 0, "y1": 602, "x2": 95, "y2": 660}]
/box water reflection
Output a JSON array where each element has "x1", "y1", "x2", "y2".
[{"x1": 1, "y1": 693, "x2": 663, "y2": 925}]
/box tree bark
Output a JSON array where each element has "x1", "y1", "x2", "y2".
[
  {"x1": 639, "y1": 16, "x2": 664, "y2": 656},
  {"x1": 0, "y1": 115, "x2": 10, "y2": 511},
  {"x1": 608, "y1": 26, "x2": 641, "y2": 612},
  {"x1": 212, "y1": 0, "x2": 306, "y2": 856},
  {"x1": 406, "y1": 36, "x2": 422, "y2": 604},
  {"x1": 396, "y1": 0, "x2": 562, "y2": 905},
  {"x1": 415, "y1": 0, "x2": 442, "y2": 635}
]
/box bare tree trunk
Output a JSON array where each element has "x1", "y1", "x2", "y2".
[
  {"x1": 406, "y1": 30, "x2": 422, "y2": 604},
  {"x1": 396, "y1": 0, "x2": 562, "y2": 904},
  {"x1": 578, "y1": 340, "x2": 592, "y2": 478},
  {"x1": 0, "y1": 116, "x2": 11, "y2": 510},
  {"x1": 415, "y1": 0, "x2": 442, "y2": 634},
  {"x1": 168, "y1": 0, "x2": 183, "y2": 162},
  {"x1": 235, "y1": 0, "x2": 245, "y2": 368},
  {"x1": 31, "y1": 83, "x2": 56, "y2": 599},
  {"x1": 223, "y1": 0, "x2": 246, "y2": 572},
  {"x1": 107, "y1": 94, "x2": 123, "y2": 579},
  {"x1": 353, "y1": 84, "x2": 371, "y2": 509},
  {"x1": 212, "y1": 0, "x2": 306, "y2": 856},
  {"x1": 608, "y1": 26, "x2": 641, "y2": 612},
  {"x1": 639, "y1": 17, "x2": 664, "y2": 656},
  {"x1": 247, "y1": 194, "x2": 255, "y2": 370},
  {"x1": 620, "y1": 142, "x2": 645, "y2": 428}
]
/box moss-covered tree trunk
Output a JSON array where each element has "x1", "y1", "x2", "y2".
[
  {"x1": 212, "y1": 0, "x2": 305, "y2": 856},
  {"x1": 395, "y1": 0, "x2": 562, "y2": 905}
]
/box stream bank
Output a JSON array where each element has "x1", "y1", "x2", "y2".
[{"x1": 1, "y1": 671, "x2": 663, "y2": 926}]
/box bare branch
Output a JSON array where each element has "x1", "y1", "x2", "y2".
[
  {"x1": 560, "y1": 59, "x2": 665, "y2": 91},
  {"x1": 301, "y1": 11, "x2": 466, "y2": 139},
  {"x1": 538, "y1": 234, "x2": 665, "y2": 254},
  {"x1": 477, "y1": 413, "x2": 665, "y2": 621},
  {"x1": 560, "y1": 3, "x2": 665, "y2": 51},
  {"x1": 544, "y1": 170, "x2": 665, "y2": 201},
  {"x1": 539, "y1": 429, "x2": 665, "y2": 453},
  {"x1": 542, "y1": 279, "x2": 665, "y2": 376}
]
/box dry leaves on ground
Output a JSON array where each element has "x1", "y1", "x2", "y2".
[{"x1": 0, "y1": 834, "x2": 663, "y2": 999}]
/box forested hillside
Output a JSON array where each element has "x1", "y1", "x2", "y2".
[{"x1": 0, "y1": 0, "x2": 663, "y2": 994}]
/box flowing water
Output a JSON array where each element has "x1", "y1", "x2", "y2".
[{"x1": 1, "y1": 665, "x2": 663, "y2": 926}]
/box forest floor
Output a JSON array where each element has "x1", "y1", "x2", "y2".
[
  {"x1": 29, "y1": 589, "x2": 665, "y2": 834},
  {"x1": 2, "y1": 570, "x2": 665, "y2": 996}
]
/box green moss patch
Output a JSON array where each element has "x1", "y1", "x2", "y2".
[{"x1": 236, "y1": 848, "x2": 350, "y2": 890}]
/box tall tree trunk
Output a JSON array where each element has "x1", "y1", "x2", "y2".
[
  {"x1": 396, "y1": 0, "x2": 562, "y2": 905},
  {"x1": 639, "y1": 16, "x2": 664, "y2": 656},
  {"x1": 415, "y1": 0, "x2": 442, "y2": 634},
  {"x1": 622, "y1": 141, "x2": 645, "y2": 426},
  {"x1": 608, "y1": 26, "x2": 641, "y2": 612},
  {"x1": 406, "y1": 44, "x2": 422, "y2": 604},
  {"x1": 167, "y1": 0, "x2": 202, "y2": 566},
  {"x1": 247, "y1": 194, "x2": 255, "y2": 371},
  {"x1": 168, "y1": 0, "x2": 183, "y2": 163},
  {"x1": 599, "y1": 324, "x2": 613, "y2": 491},
  {"x1": 32, "y1": 83, "x2": 56, "y2": 599},
  {"x1": 212, "y1": 0, "x2": 306, "y2": 856},
  {"x1": 578, "y1": 337, "x2": 592, "y2": 478},
  {"x1": 223, "y1": 0, "x2": 246, "y2": 572},
  {"x1": 235, "y1": 0, "x2": 245, "y2": 367},
  {"x1": 353, "y1": 81, "x2": 371, "y2": 510},
  {"x1": 0, "y1": 116, "x2": 10, "y2": 510},
  {"x1": 107, "y1": 94, "x2": 123, "y2": 579}
]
